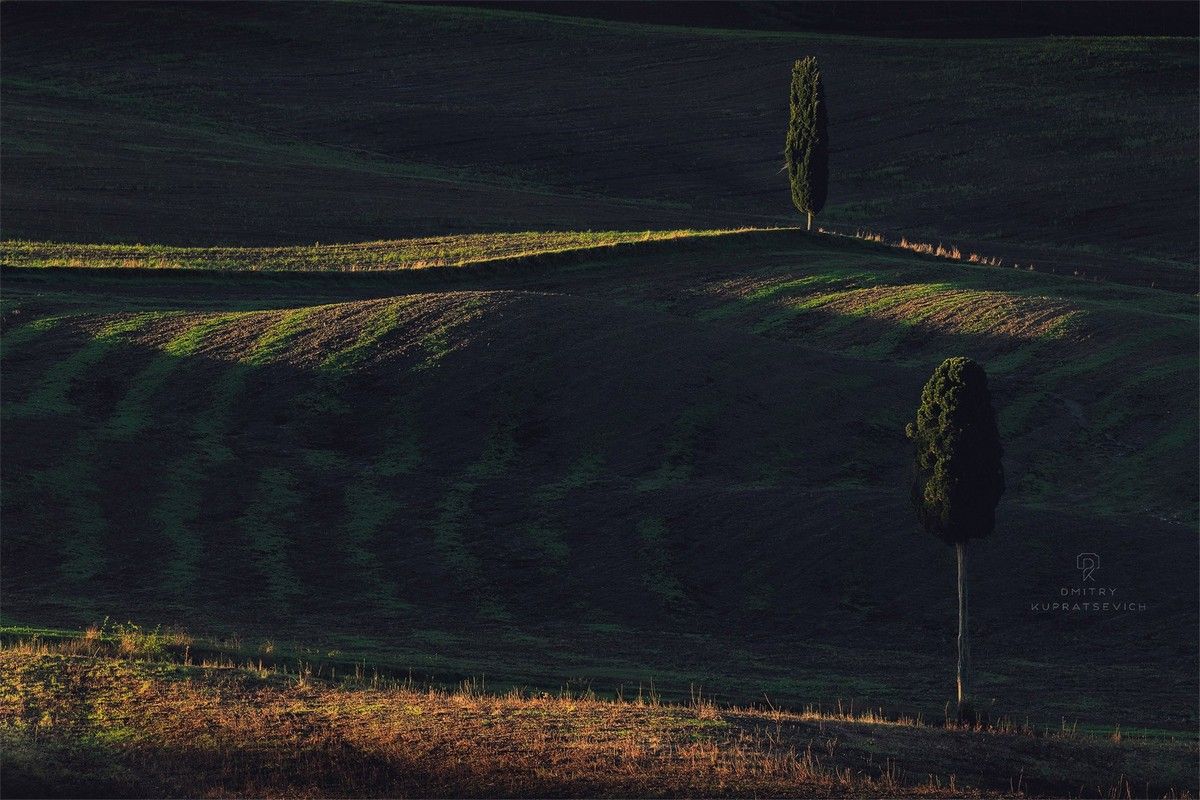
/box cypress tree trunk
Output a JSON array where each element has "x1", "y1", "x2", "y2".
[
  {"x1": 807, "y1": 211, "x2": 812, "y2": 231},
  {"x1": 956, "y1": 542, "x2": 970, "y2": 722}
]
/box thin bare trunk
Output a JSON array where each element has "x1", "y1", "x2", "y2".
[
  {"x1": 807, "y1": 211, "x2": 813, "y2": 231},
  {"x1": 956, "y1": 542, "x2": 970, "y2": 719}
]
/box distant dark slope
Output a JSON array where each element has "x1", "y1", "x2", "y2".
[
  {"x1": 472, "y1": 1, "x2": 1200, "y2": 37},
  {"x1": 2, "y1": 2, "x2": 1196, "y2": 286}
]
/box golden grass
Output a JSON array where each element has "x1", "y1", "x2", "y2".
[
  {"x1": 841, "y1": 229, "x2": 1003, "y2": 268},
  {"x1": 0, "y1": 647, "x2": 984, "y2": 798},
  {"x1": 812, "y1": 284, "x2": 1080, "y2": 341},
  {"x1": 0, "y1": 229, "x2": 761, "y2": 273}
]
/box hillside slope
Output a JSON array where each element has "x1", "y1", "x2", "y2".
[
  {"x1": 1, "y1": 3, "x2": 1196, "y2": 288},
  {"x1": 2, "y1": 230, "x2": 1195, "y2": 734}
]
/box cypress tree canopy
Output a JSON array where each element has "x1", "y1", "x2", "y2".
[
  {"x1": 906, "y1": 357, "x2": 1005, "y2": 545},
  {"x1": 785, "y1": 56, "x2": 829, "y2": 219}
]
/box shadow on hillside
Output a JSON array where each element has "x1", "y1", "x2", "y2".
[{"x1": 1, "y1": 305, "x2": 1196, "y2": 735}]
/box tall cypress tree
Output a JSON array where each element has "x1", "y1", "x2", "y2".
[
  {"x1": 785, "y1": 56, "x2": 829, "y2": 231},
  {"x1": 906, "y1": 357, "x2": 1004, "y2": 724}
]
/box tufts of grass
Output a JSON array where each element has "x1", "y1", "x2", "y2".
[
  {"x1": 0, "y1": 647, "x2": 1005, "y2": 799},
  {"x1": 243, "y1": 307, "x2": 315, "y2": 366}
]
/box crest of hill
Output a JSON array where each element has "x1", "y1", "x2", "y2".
[{"x1": 1, "y1": 2, "x2": 1196, "y2": 288}]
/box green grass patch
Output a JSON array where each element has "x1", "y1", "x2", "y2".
[
  {"x1": 416, "y1": 296, "x2": 487, "y2": 371},
  {"x1": 637, "y1": 517, "x2": 684, "y2": 607},
  {"x1": 637, "y1": 401, "x2": 723, "y2": 492},
  {"x1": 237, "y1": 468, "x2": 303, "y2": 609},
  {"x1": 522, "y1": 451, "x2": 603, "y2": 572},
  {"x1": 243, "y1": 307, "x2": 316, "y2": 366},
  {"x1": 153, "y1": 364, "x2": 249, "y2": 595},
  {"x1": 321, "y1": 299, "x2": 414, "y2": 374},
  {"x1": 4, "y1": 314, "x2": 159, "y2": 419},
  {"x1": 431, "y1": 423, "x2": 516, "y2": 621},
  {"x1": 335, "y1": 403, "x2": 421, "y2": 615}
]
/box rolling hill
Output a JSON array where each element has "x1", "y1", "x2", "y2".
[
  {"x1": 1, "y1": 2, "x2": 1196, "y2": 288},
  {"x1": 2, "y1": 230, "x2": 1195, "y2": 745}
]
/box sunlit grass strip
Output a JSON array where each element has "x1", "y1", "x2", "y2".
[
  {"x1": 3, "y1": 313, "x2": 159, "y2": 419},
  {"x1": 0, "y1": 315, "x2": 65, "y2": 360},
  {"x1": 416, "y1": 295, "x2": 487, "y2": 370},
  {"x1": 0, "y1": 648, "x2": 1011, "y2": 799},
  {"x1": 321, "y1": 299, "x2": 414, "y2": 373},
  {"x1": 241, "y1": 307, "x2": 316, "y2": 366},
  {"x1": 0, "y1": 229, "x2": 758, "y2": 272}
]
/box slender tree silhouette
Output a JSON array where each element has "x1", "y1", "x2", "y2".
[
  {"x1": 906, "y1": 356, "x2": 1005, "y2": 723},
  {"x1": 785, "y1": 56, "x2": 829, "y2": 231}
]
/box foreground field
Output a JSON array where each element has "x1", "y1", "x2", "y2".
[{"x1": 3, "y1": 637, "x2": 1196, "y2": 799}]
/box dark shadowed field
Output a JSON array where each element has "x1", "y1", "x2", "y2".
[{"x1": 0, "y1": 3, "x2": 1196, "y2": 797}]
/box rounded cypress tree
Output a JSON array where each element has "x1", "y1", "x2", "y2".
[
  {"x1": 785, "y1": 56, "x2": 829, "y2": 231},
  {"x1": 905, "y1": 356, "x2": 1004, "y2": 723}
]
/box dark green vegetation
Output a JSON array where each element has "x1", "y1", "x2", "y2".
[
  {"x1": 786, "y1": 56, "x2": 830, "y2": 230},
  {"x1": 908, "y1": 358, "x2": 1005, "y2": 546},
  {"x1": 1, "y1": 3, "x2": 1197, "y2": 289}
]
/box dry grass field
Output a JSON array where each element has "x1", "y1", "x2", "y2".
[{"x1": 3, "y1": 634, "x2": 1196, "y2": 798}]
